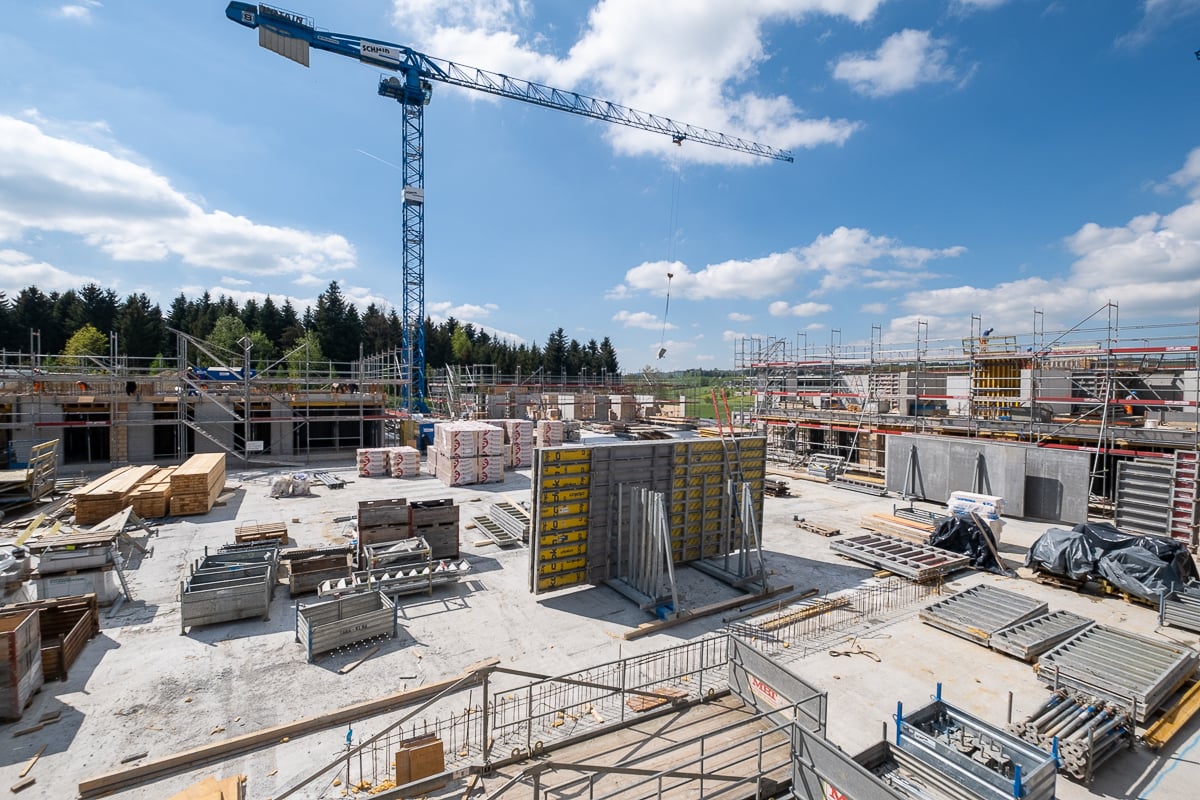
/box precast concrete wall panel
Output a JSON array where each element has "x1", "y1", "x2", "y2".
[{"x1": 885, "y1": 434, "x2": 1088, "y2": 523}]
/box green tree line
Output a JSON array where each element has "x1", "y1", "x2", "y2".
[{"x1": 0, "y1": 282, "x2": 619, "y2": 379}]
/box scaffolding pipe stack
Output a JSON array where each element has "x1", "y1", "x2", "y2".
[{"x1": 1007, "y1": 692, "x2": 1131, "y2": 782}]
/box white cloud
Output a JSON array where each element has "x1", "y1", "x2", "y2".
[
  {"x1": 612, "y1": 226, "x2": 963, "y2": 302},
  {"x1": 722, "y1": 329, "x2": 745, "y2": 342},
  {"x1": 427, "y1": 301, "x2": 499, "y2": 319},
  {"x1": 833, "y1": 29, "x2": 960, "y2": 98},
  {"x1": 58, "y1": 1, "x2": 100, "y2": 22},
  {"x1": 769, "y1": 300, "x2": 833, "y2": 317},
  {"x1": 888, "y1": 149, "x2": 1200, "y2": 339},
  {"x1": 727, "y1": 312, "x2": 753, "y2": 322},
  {"x1": 220, "y1": 276, "x2": 251, "y2": 287},
  {"x1": 0, "y1": 115, "x2": 356, "y2": 280},
  {"x1": 953, "y1": 0, "x2": 1008, "y2": 9},
  {"x1": 1116, "y1": 0, "x2": 1200, "y2": 49},
  {"x1": 391, "y1": 0, "x2": 880, "y2": 165},
  {"x1": 613, "y1": 309, "x2": 674, "y2": 330},
  {"x1": 0, "y1": 250, "x2": 100, "y2": 295},
  {"x1": 860, "y1": 302, "x2": 887, "y2": 314}
]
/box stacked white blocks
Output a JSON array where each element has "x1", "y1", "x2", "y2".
[
  {"x1": 537, "y1": 419, "x2": 564, "y2": 447},
  {"x1": 430, "y1": 421, "x2": 505, "y2": 486},
  {"x1": 387, "y1": 446, "x2": 421, "y2": 477},
  {"x1": 356, "y1": 447, "x2": 390, "y2": 477}
]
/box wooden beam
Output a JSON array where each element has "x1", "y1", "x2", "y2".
[
  {"x1": 18, "y1": 745, "x2": 46, "y2": 779},
  {"x1": 623, "y1": 584, "x2": 794, "y2": 641},
  {"x1": 78, "y1": 657, "x2": 499, "y2": 798}
]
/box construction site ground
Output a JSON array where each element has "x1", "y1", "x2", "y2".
[{"x1": 2, "y1": 460, "x2": 1198, "y2": 799}]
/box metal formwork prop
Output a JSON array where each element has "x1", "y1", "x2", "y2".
[
  {"x1": 318, "y1": 559, "x2": 470, "y2": 599},
  {"x1": 895, "y1": 689, "x2": 1057, "y2": 800},
  {"x1": 1006, "y1": 691, "x2": 1132, "y2": 782},
  {"x1": 919, "y1": 584, "x2": 1049, "y2": 647},
  {"x1": 606, "y1": 485, "x2": 679, "y2": 613},
  {"x1": 832, "y1": 533, "x2": 971, "y2": 581},
  {"x1": 1159, "y1": 582, "x2": 1200, "y2": 633},
  {"x1": 1036, "y1": 624, "x2": 1200, "y2": 722},
  {"x1": 989, "y1": 610, "x2": 1095, "y2": 662}
]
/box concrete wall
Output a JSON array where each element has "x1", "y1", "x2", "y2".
[{"x1": 884, "y1": 434, "x2": 1089, "y2": 523}]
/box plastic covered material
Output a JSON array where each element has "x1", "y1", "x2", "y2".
[
  {"x1": 1024, "y1": 522, "x2": 1199, "y2": 600},
  {"x1": 928, "y1": 515, "x2": 1004, "y2": 573}
]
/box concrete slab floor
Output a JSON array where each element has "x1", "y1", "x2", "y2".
[{"x1": 1, "y1": 465, "x2": 1197, "y2": 799}]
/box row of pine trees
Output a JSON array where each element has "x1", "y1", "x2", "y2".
[{"x1": 0, "y1": 281, "x2": 620, "y2": 379}]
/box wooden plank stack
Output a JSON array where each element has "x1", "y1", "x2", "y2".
[
  {"x1": 859, "y1": 513, "x2": 934, "y2": 543},
  {"x1": 71, "y1": 465, "x2": 160, "y2": 525},
  {"x1": 130, "y1": 466, "x2": 175, "y2": 519},
  {"x1": 169, "y1": 454, "x2": 226, "y2": 516},
  {"x1": 233, "y1": 521, "x2": 289, "y2": 546}
]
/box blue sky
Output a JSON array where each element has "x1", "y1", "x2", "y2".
[{"x1": 2, "y1": 1, "x2": 1199, "y2": 370}]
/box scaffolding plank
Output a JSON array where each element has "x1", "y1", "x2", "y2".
[
  {"x1": 919, "y1": 584, "x2": 1049, "y2": 647},
  {"x1": 829, "y1": 533, "x2": 969, "y2": 580}
]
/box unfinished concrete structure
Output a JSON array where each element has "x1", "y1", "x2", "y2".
[{"x1": 738, "y1": 306, "x2": 1200, "y2": 544}]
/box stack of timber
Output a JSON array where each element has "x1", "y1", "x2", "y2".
[
  {"x1": 357, "y1": 498, "x2": 410, "y2": 559},
  {"x1": 860, "y1": 512, "x2": 934, "y2": 543},
  {"x1": 179, "y1": 546, "x2": 277, "y2": 634},
  {"x1": 0, "y1": 593, "x2": 99, "y2": 682},
  {"x1": 130, "y1": 467, "x2": 175, "y2": 519},
  {"x1": 233, "y1": 521, "x2": 289, "y2": 546},
  {"x1": 281, "y1": 547, "x2": 354, "y2": 597},
  {"x1": 169, "y1": 454, "x2": 226, "y2": 516},
  {"x1": 296, "y1": 591, "x2": 397, "y2": 663},
  {"x1": 0, "y1": 609, "x2": 42, "y2": 721},
  {"x1": 410, "y1": 499, "x2": 460, "y2": 559},
  {"x1": 71, "y1": 465, "x2": 160, "y2": 525}
]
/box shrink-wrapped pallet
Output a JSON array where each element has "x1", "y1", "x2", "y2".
[
  {"x1": 387, "y1": 446, "x2": 421, "y2": 477},
  {"x1": 356, "y1": 447, "x2": 390, "y2": 477},
  {"x1": 511, "y1": 439, "x2": 532, "y2": 468},
  {"x1": 476, "y1": 455, "x2": 504, "y2": 484},
  {"x1": 537, "y1": 419, "x2": 564, "y2": 447},
  {"x1": 475, "y1": 422, "x2": 504, "y2": 457},
  {"x1": 436, "y1": 455, "x2": 477, "y2": 486},
  {"x1": 434, "y1": 422, "x2": 477, "y2": 457}
]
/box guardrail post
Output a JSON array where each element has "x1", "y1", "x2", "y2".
[{"x1": 895, "y1": 701, "x2": 903, "y2": 745}]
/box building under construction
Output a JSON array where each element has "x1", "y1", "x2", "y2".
[{"x1": 737, "y1": 306, "x2": 1200, "y2": 545}]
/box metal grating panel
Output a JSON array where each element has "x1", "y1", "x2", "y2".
[
  {"x1": 989, "y1": 609, "x2": 1095, "y2": 662},
  {"x1": 919, "y1": 584, "x2": 1048, "y2": 646},
  {"x1": 830, "y1": 533, "x2": 970, "y2": 581},
  {"x1": 1114, "y1": 458, "x2": 1172, "y2": 537},
  {"x1": 1036, "y1": 624, "x2": 1200, "y2": 722},
  {"x1": 1160, "y1": 582, "x2": 1200, "y2": 633}
]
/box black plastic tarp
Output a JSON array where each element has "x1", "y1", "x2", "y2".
[
  {"x1": 929, "y1": 515, "x2": 1005, "y2": 574},
  {"x1": 1024, "y1": 521, "x2": 1199, "y2": 600}
]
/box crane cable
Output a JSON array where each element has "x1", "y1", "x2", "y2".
[{"x1": 658, "y1": 153, "x2": 682, "y2": 359}]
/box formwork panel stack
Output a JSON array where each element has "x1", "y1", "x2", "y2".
[{"x1": 529, "y1": 437, "x2": 767, "y2": 595}]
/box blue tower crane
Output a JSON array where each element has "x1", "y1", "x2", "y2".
[{"x1": 226, "y1": 2, "x2": 794, "y2": 410}]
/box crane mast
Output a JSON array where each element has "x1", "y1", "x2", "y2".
[{"x1": 226, "y1": 2, "x2": 793, "y2": 409}]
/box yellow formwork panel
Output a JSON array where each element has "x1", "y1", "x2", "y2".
[
  {"x1": 545, "y1": 501, "x2": 589, "y2": 516},
  {"x1": 538, "y1": 530, "x2": 587, "y2": 548},
  {"x1": 538, "y1": 543, "x2": 585, "y2": 561},
  {"x1": 541, "y1": 462, "x2": 591, "y2": 476},
  {"x1": 540, "y1": 474, "x2": 591, "y2": 490},
  {"x1": 537, "y1": 555, "x2": 588, "y2": 575},
  {"x1": 537, "y1": 513, "x2": 589, "y2": 532},
  {"x1": 686, "y1": 440, "x2": 726, "y2": 455},
  {"x1": 537, "y1": 572, "x2": 587, "y2": 592},
  {"x1": 540, "y1": 487, "x2": 589, "y2": 504},
  {"x1": 541, "y1": 448, "x2": 592, "y2": 462}
]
